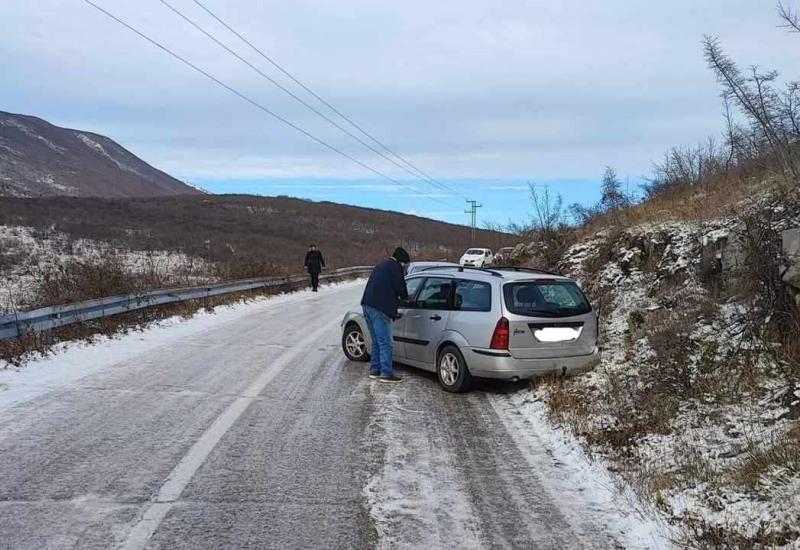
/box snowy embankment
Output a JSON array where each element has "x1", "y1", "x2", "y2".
[
  {"x1": 527, "y1": 207, "x2": 800, "y2": 547},
  {"x1": 0, "y1": 224, "x2": 213, "y2": 313}
]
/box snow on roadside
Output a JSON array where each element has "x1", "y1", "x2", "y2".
[
  {"x1": 0, "y1": 280, "x2": 364, "y2": 413},
  {"x1": 490, "y1": 391, "x2": 676, "y2": 549}
]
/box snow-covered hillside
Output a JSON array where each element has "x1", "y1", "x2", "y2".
[
  {"x1": 0, "y1": 110, "x2": 203, "y2": 197},
  {"x1": 0, "y1": 225, "x2": 213, "y2": 314},
  {"x1": 517, "y1": 197, "x2": 800, "y2": 547}
]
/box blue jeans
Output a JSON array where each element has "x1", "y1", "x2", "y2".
[{"x1": 363, "y1": 306, "x2": 394, "y2": 377}]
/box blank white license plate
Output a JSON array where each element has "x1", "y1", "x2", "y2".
[{"x1": 533, "y1": 326, "x2": 582, "y2": 342}]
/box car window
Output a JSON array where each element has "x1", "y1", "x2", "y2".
[
  {"x1": 415, "y1": 277, "x2": 453, "y2": 310},
  {"x1": 503, "y1": 281, "x2": 591, "y2": 317},
  {"x1": 454, "y1": 280, "x2": 491, "y2": 312},
  {"x1": 466, "y1": 249, "x2": 481, "y2": 255},
  {"x1": 400, "y1": 277, "x2": 425, "y2": 307}
]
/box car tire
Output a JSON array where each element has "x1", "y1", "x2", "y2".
[
  {"x1": 342, "y1": 323, "x2": 370, "y2": 362},
  {"x1": 437, "y1": 345, "x2": 473, "y2": 393}
]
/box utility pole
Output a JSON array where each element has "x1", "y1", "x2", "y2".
[{"x1": 465, "y1": 199, "x2": 482, "y2": 245}]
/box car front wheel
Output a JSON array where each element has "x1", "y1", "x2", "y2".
[
  {"x1": 342, "y1": 323, "x2": 369, "y2": 362},
  {"x1": 437, "y1": 345, "x2": 473, "y2": 393}
]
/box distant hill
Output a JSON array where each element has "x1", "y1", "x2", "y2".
[
  {"x1": 0, "y1": 111, "x2": 202, "y2": 197},
  {"x1": 0, "y1": 194, "x2": 514, "y2": 278}
]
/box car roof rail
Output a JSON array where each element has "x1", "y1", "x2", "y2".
[
  {"x1": 417, "y1": 265, "x2": 503, "y2": 277},
  {"x1": 493, "y1": 266, "x2": 564, "y2": 277}
]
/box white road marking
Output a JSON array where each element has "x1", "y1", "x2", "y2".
[{"x1": 120, "y1": 317, "x2": 340, "y2": 550}]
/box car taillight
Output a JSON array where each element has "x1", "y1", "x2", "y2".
[{"x1": 490, "y1": 317, "x2": 510, "y2": 350}]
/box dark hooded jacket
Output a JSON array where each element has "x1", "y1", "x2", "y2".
[
  {"x1": 304, "y1": 250, "x2": 325, "y2": 274},
  {"x1": 361, "y1": 258, "x2": 409, "y2": 319}
]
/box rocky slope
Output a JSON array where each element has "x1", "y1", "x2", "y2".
[
  {"x1": 516, "y1": 194, "x2": 800, "y2": 547},
  {"x1": 0, "y1": 111, "x2": 202, "y2": 197}
]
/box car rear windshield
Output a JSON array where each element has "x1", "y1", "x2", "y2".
[{"x1": 503, "y1": 280, "x2": 591, "y2": 317}]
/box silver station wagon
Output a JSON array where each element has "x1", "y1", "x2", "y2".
[{"x1": 341, "y1": 266, "x2": 600, "y2": 392}]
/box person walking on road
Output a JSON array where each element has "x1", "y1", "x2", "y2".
[
  {"x1": 361, "y1": 247, "x2": 410, "y2": 383},
  {"x1": 304, "y1": 244, "x2": 326, "y2": 292}
]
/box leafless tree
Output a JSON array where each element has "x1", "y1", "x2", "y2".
[
  {"x1": 529, "y1": 183, "x2": 566, "y2": 234},
  {"x1": 779, "y1": 1, "x2": 800, "y2": 33},
  {"x1": 645, "y1": 138, "x2": 729, "y2": 198},
  {"x1": 704, "y1": 35, "x2": 800, "y2": 180}
]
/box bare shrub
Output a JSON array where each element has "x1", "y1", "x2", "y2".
[
  {"x1": 734, "y1": 430, "x2": 800, "y2": 490},
  {"x1": 728, "y1": 193, "x2": 800, "y2": 395},
  {"x1": 647, "y1": 311, "x2": 697, "y2": 396},
  {"x1": 677, "y1": 515, "x2": 789, "y2": 550},
  {"x1": 506, "y1": 184, "x2": 577, "y2": 271},
  {"x1": 644, "y1": 138, "x2": 729, "y2": 200},
  {"x1": 32, "y1": 258, "x2": 170, "y2": 307}
]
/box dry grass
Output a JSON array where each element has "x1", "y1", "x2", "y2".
[
  {"x1": 583, "y1": 169, "x2": 787, "y2": 233},
  {"x1": 677, "y1": 516, "x2": 794, "y2": 550},
  {"x1": 733, "y1": 425, "x2": 800, "y2": 490}
]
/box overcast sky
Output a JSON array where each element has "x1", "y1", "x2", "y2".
[{"x1": 3, "y1": 1, "x2": 799, "y2": 224}]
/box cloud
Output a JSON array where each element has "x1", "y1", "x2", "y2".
[{"x1": 2, "y1": 0, "x2": 799, "y2": 189}]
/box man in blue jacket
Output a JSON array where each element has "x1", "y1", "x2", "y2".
[{"x1": 361, "y1": 247, "x2": 411, "y2": 383}]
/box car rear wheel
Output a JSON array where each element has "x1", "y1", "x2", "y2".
[
  {"x1": 342, "y1": 323, "x2": 369, "y2": 362},
  {"x1": 437, "y1": 345, "x2": 473, "y2": 393}
]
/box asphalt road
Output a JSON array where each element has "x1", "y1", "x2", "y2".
[{"x1": 0, "y1": 283, "x2": 623, "y2": 549}]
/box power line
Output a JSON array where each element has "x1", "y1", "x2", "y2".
[
  {"x1": 158, "y1": 0, "x2": 458, "y2": 205},
  {"x1": 81, "y1": 0, "x2": 454, "y2": 208},
  {"x1": 465, "y1": 199, "x2": 482, "y2": 245},
  {"x1": 190, "y1": 0, "x2": 463, "y2": 198}
]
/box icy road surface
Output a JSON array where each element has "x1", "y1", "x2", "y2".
[{"x1": 0, "y1": 282, "x2": 665, "y2": 549}]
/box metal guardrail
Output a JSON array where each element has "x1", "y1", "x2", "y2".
[{"x1": 0, "y1": 266, "x2": 373, "y2": 341}]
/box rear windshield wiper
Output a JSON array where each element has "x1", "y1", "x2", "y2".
[
  {"x1": 555, "y1": 307, "x2": 584, "y2": 314},
  {"x1": 515, "y1": 309, "x2": 559, "y2": 317}
]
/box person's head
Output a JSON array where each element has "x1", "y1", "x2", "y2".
[
  {"x1": 309, "y1": 244, "x2": 316, "y2": 251},
  {"x1": 392, "y1": 247, "x2": 411, "y2": 268}
]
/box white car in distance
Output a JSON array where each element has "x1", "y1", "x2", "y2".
[{"x1": 459, "y1": 248, "x2": 494, "y2": 267}]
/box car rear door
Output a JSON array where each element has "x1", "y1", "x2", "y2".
[
  {"x1": 502, "y1": 279, "x2": 597, "y2": 359},
  {"x1": 448, "y1": 278, "x2": 495, "y2": 348},
  {"x1": 402, "y1": 276, "x2": 453, "y2": 366}
]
